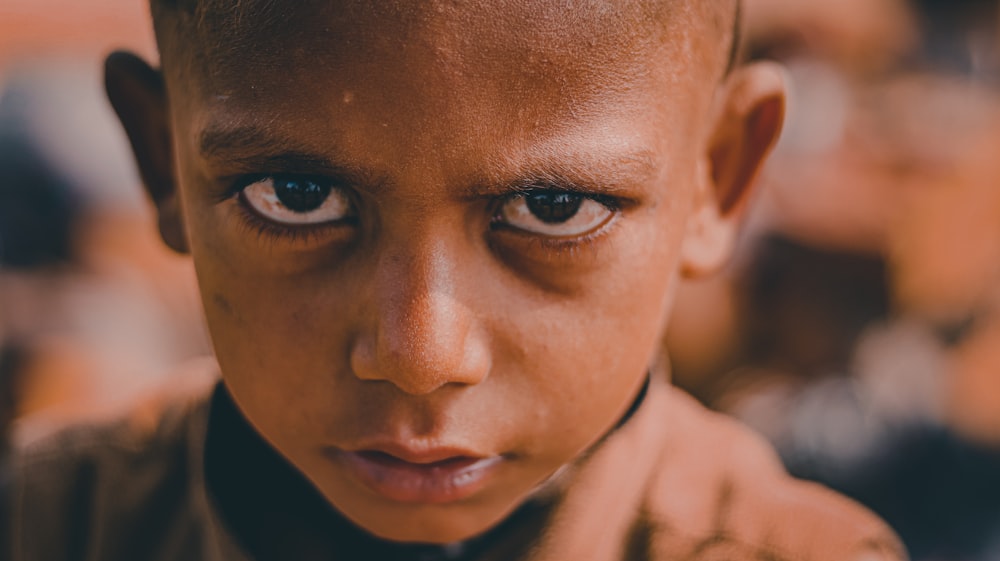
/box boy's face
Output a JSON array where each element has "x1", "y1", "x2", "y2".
[{"x1": 109, "y1": 0, "x2": 783, "y2": 544}]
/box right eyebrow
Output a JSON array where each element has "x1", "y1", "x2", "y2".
[
  {"x1": 196, "y1": 123, "x2": 382, "y2": 189},
  {"x1": 198, "y1": 122, "x2": 318, "y2": 160}
]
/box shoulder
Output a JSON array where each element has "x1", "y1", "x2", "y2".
[
  {"x1": 643, "y1": 388, "x2": 907, "y2": 561},
  {"x1": 7, "y1": 375, "x2": 216, "y2": 561}
]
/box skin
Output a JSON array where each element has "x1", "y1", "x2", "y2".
[{"x1": 106, "y1": 0, "x2": 784, "y2": 545}]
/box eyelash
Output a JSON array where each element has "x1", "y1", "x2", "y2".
[
  {"x1": 232, "y1": 202, "x2": 348, "y2": 247},
  {"x1": 492, "y1": 205, "x2": 622, "y2": 257}
]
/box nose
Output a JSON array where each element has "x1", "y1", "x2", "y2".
[{"x1": 349, "y1": 238, "x2": 491, "y2": 395}]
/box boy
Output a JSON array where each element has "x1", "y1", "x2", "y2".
[{"x1": 6, "y1": 1, "x2": 906, "y2": 560}]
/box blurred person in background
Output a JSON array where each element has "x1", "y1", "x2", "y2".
[
  {"x1": 0, "y1": 9, "x2": 210, "y2": 445},
  {"x1": 0, "y1": 111, "x2": 84, "y2": 465},
  {"x1": 0, "y1": 97, "x2": 86, "y2": 558},
  {"x1": 0, "y1": 6, "x2": 207, "y2": 552},
  {"x1": 668, "y1": 0, "x2": 1000, "y2": 559}
]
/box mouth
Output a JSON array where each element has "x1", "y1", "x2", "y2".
[{"x1": 329, "y1": 447, "x2": 505, "y2": 504}]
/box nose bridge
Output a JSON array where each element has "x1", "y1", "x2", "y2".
[
  {"x1": 351, "y1": 227, "x2": 490, "y2": 394},
  {"x1": 380, "y1": 232, "x2": 459, "y2": 353}
]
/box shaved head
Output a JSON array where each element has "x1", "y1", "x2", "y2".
[{"x1": 150, "y1": 0, "x2": 742, "y2": 83}]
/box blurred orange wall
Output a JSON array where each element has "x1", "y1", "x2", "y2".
[{"x1": 0, "y1": 0, "x2": 156, "y2": 67}]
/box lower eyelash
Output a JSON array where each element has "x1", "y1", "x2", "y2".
[
  {"x1": 232, "y1": 199, "x2": 354, "y2": 247},
  {"x1": 492, "y1": 212, "x2": 620, "y2": 258},
  {"x1": 526, "y1": 234, "x2": 601, "y2": 259}
]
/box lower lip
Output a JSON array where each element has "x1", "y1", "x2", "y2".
[{"x1": 333, "y1": 450, "x2": 504, "y2": 504}]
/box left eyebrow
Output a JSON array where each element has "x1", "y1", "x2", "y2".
[{"x1": 464, "y1": 150, "x2": 659, "y2": 199}]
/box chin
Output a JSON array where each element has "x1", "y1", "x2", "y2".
[
  {"x1": 368, "y1": 521, "x2": 481, "y2": 545},
  {"x1": 338, "y1": 500, "x2": 518, "y2": 545}
]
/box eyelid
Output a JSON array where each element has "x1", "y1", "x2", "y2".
[
  {"x1": 220, "y1": 172, "x2": 353, "y2": 206},
  {"x1": 465, "y1": 173, "x2": 640, "y2": 204},
  {"x1": 230, "y1": 172, "x2": 333, "y2": 194},
  {"x1": 492, "y1": 188, "x2": 622, "y2": 215}
]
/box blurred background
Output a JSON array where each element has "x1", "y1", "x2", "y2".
[
  {"x1": 0, "y1": 1, "x2": 208, "y2": 448},
  {"x1": 668, "y1": 0, "x2": 1000, "y2": 558},
  {"x1": 1, "y1": 1, "x2": 999, "y2": 559}
]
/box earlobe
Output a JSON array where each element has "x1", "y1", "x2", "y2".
[
  {"x1": 105, "y1": 51, "x2": 189, "y2": 254},
  {"x1": 679, "y1": 183, "x2": 737, "y2": 279},
  {"x1": 681, "y1": 62, "x2": 786, "y2": 278}
]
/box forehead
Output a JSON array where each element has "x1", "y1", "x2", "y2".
[
  {"x1": 172, "y1": 0, "x2": 716, "y2": 98},
  {"x1": 197, "y1": 0, "x2": 685, "y2": 58},
  {"x1": 165, "y1": 0, "x2": 721, "y2": 181}
]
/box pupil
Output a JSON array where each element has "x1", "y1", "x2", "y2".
[
  {"x1": 273, "y1": 177, "x2": 331, "y2": 213},
  {"x1": 525, "y1": 192, "x2": 582, "y2": 224}
]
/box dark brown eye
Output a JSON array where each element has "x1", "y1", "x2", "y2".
[
  {"x1": 498, "y1": 191, "x2": 615, "y2": 237},
  {"x1": 241, "y1": 176, "x2": 352, "y2": 225},
  {"x1": 273, "y1": 177, "x2": 331, "y2": 213},
  {"x1": 525, "y1": 192, "x2": 584, "y2": 224}
]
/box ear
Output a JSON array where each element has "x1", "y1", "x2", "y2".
[
  {"x1": 105, "y1": 51, "x2": 189, "y2": 253},
  {"x1": 681, "y1": 62, "x2": 786, "y2": 278}
]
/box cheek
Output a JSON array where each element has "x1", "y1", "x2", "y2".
[
  {"x1": 186, "y1": 217, "x2": 362, "y2": 444},
  {"x1": 496, "y1": 211, "x2": 686, "y2": 455}
]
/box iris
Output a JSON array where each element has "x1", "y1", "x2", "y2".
[
  {"x1": 273, "y1": 177, "x2": 331, "y2": 213},
  {"x1": 524, "y1": 193, "x2": 582, "y2": 224}
]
